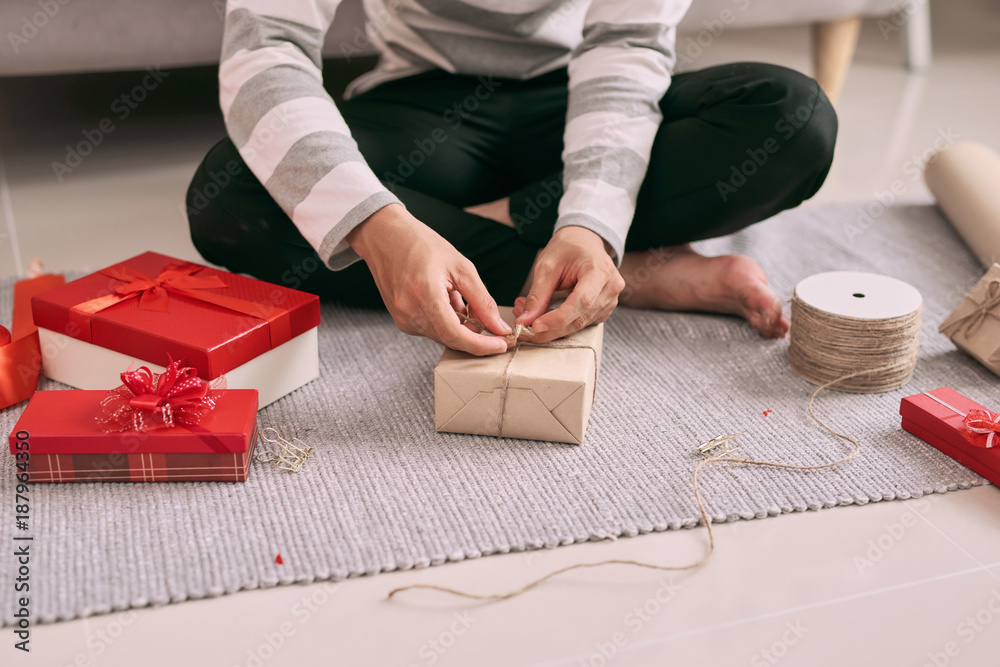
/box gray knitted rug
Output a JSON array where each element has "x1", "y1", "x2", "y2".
[{"x1": 1, "y1": 203, "x2": 996, "y2": 626}]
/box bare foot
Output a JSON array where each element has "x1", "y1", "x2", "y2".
[
  {"x1": 618, "y1": 245, "x2": 789, "y2": 338},
  {"x1": 464, "y1": 197, "x2": 514, "y2": 228}
]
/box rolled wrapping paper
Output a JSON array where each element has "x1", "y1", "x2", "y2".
[
  {"x1": 788, "y1": 272, "x2": 923, "y2": 393},
  {"x1": 925, "y1": 141, "x2": 1000, "y2": 268}
]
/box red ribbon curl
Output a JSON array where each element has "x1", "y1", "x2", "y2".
[
  {"x1": 964, "y1": 409, "x2": 1000, "y2": 449},
  {"x1": 97, "y1": 358, "x2": 221, "y2": 432}
]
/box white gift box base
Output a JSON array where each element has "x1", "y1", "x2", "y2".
[{"x1": 37, "y1": 326, "x2": 319, "y2": 409}]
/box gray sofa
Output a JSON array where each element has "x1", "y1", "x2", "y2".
[{"x1": 2, "y1": 1, "x2": 930, "y2": 101}]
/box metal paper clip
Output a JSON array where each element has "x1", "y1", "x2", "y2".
[
  {"x1": 255, "y1": 427, "x2": 314, "y2": 472},
  {"x1": 696, "y1": 430, "x2": 747, "y2": 455}
]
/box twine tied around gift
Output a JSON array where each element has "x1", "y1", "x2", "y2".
[
  {"x1": 458, "y1": 313, "x2": 600, "y2": 438},
  {"x1": 940, "y1": 278, "x2": 1000, "y2": 338},
  {"x1": 387, "y1": 372, "x2": 868, "y2": 602},
  {"x1": 922, "y1": 391, "x2": 1000, "y2": 449},
  {"x1": 97, "y1": 357, "x2": 224, "y2": 432}
]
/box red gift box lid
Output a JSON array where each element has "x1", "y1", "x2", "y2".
[
  {"x1": 899, "y1": 387, "x2": 999, "y2": 480},
  {"x1": 31, "y1": 251, "x2": 320, "y2": 378},
  {"x1": 8, "y1": 389, "x2": 259, "y2": 454}
]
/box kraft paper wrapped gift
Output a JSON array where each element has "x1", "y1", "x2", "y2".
[
  {"x1": 939, "y1": 263, "x2": 1000, "y2": 376},
  {"x1": 434, "y1": 309, "x2": 603, "y2": 444}
]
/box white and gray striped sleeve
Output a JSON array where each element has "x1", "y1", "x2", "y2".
[
  {"x1": 556, "y1": 0, "x2": 691, "y2": 265},
  {"x1": 219, "y1": 0, "x2": 402, "y2": 270}
]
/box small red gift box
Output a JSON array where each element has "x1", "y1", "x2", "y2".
[
  {"x1": 8, "y1": 389, "x2": 260, "y2": 483},
  {"x1": 31, "y1": 251, "x2": 321, "y2": 407},
  {"x1": 900, "y1": 387, "x2": 1000, "y2": 486}
]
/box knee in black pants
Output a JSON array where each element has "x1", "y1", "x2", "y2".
[
  {"x1": 186, "y1": 138, "x2": 262, "y2": 270},
  {"x1": 729, "y1": 63, "x2": 838, "y2": 206},
  {"x1": 185, "y1": 138, "x2": 386, "y2": 307}
]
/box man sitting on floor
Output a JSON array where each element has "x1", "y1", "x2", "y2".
[{"x1": 187, "y1": 0, "x2": 837, "y2": 355}]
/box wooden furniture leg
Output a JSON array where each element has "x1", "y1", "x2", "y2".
[{"x1": 811, "y1": 16, "x2": 863, "y2": 104}]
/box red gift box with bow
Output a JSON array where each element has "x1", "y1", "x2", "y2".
[
  {"x1": 900, "y1": 387, "x2": 1000, "y2": 485},
  {"x1": 9, "y1": 360, "x2": 260, "y2": 483},
  {"x1": 30, "y1": 252, "x2": 321, "y2": 407}
]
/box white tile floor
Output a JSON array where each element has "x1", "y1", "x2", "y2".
[{"x1": 4, "y1": 1, "x2": 1000, "y2": 665}]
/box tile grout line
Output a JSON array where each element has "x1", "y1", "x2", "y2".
[
  {"x1": 0, "y1": 151, "x2": 24, "y2": 276},
  {"x1": 525, "y1": 562, "x2": 1000, "y2": 667},
  {"x1": 904, "y1": 498, "x2": 1000, "y2": 583}
]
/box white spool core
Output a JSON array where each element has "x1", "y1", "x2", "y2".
[{"x1": 795, "y1": 272, "x2": 923, "y2": 320}]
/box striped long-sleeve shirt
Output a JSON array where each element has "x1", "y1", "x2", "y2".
[{"x1": 219, "y1": 0, "x2": 691, "y2": 269}]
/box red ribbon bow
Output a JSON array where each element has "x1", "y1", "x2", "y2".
[
  {"x1": 964, "y1": 409, "x2": 1000, "y2": 449},
  {"x1": 106, "y1": 263, "x2": 227, "y2": 312},
  {"x1": 67, "y1": 259, "x2": 293, "y2": 347},
  {"x1": 97, "y1": 358, "x2": 221, "y2": 432}
]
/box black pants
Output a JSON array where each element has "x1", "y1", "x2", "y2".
[{"x1": 187, "y1": 62, "x2": 837, "y2": 307}]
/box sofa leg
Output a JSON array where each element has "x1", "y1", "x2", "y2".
[
  {"x1": 811, "y1": 16, "x2": 862, "y2": 105},
  {"x1": 904, "y1": 0, "x2": 932, "y2": 72}
]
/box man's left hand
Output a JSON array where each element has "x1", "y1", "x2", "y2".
[{"x1": 513, "y1": 226, "x2": 625, "y2": 343}]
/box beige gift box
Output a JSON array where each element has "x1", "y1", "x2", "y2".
[
  {"x1": 939, "y1": 263, "x2": 1000, "y2": 376},
  {"x1": 434, "y1": 309, "x2": 603, "y2": 444}
]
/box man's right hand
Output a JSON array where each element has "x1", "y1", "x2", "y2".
[{"x1": 347, "y1": 204, "x2": 512, "y2": 356}]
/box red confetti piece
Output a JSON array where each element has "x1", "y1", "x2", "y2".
[
  {"x1": 275, "y1": 554, "x2": 284, "y2": 565},
  {"x1": 763, "y1": 410, "x2": 773, "y2": 416}
]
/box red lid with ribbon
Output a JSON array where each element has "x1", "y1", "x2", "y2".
[
  {"x1": 30, "y1": 252, "x2": 320, "y2": 378},
  {"x1": 900, "y1": 387, "x2": 1000, "y2": 486}
]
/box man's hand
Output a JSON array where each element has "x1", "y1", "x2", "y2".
[
  {"x1": 513, "y1": 226, "x2": 625, "y2": 343},
  {"x1": 347, "y1": 204, "x2": 511, "y2": 355}
]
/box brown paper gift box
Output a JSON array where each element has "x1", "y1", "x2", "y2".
[
  {"x1": 939, "y1": 263, "x2": 1000, "y2": 376},
  {"x1": 434, "y1": 309, "x2": 603, "y2": 444}
]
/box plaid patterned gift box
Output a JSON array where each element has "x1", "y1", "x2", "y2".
[{"x1": 9, "y1": 389, "x2": 260, "y2": 483}]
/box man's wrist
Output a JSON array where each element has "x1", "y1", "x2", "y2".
[
  {"x1": 346, "y1": 203, "x2": 409, "y2": 260},
  {"x1": 553, "y1": 224, "x2": 614, "y2": 257}
]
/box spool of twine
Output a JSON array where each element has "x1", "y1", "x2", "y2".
[
  {"x1": 788, "y1": 272, "x2": 923, "y2": 394},
  {"x1": 788, "y1": 296, "x2": 922, "y2": 393}
]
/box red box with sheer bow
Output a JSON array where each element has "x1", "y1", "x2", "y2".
[
  {"x1": 30, "y1": 252, "x2": 321, "y2": 407},
  {"x1": 8, "y1": 384, "x2": 260, "y2": 483},
  {"x1": 900, "y1": 387, "x2": 1000, "y2": 486}
]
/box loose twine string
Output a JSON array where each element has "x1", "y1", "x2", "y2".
[{"x1": 387, "y1": 299, "x2": 920, "y2": 602}]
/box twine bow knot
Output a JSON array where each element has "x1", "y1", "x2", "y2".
[
  {"x1": 458, "y1": 312, "x2": 597, "y2": 438},
  {"x1": 98, "y1": 358, "x2": 220, "y2": 432},
  {"x1": 944, "y1": 278, "x2": 1000, "y2": 338}
]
